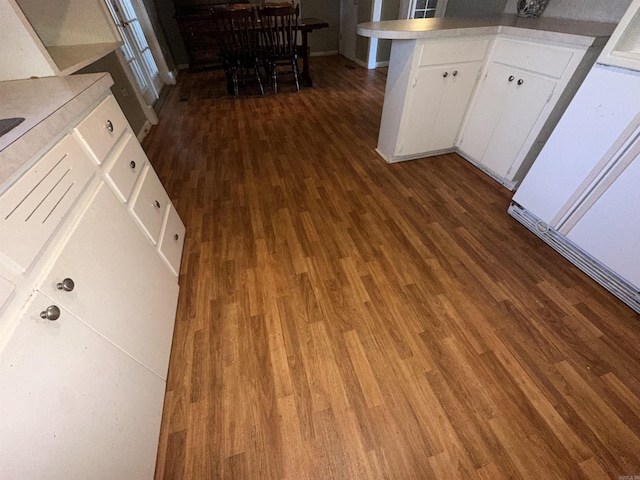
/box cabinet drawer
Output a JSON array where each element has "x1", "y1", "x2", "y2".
[
  {"x1": 130, "y1": 166, "x2": 170, "y2": 244},
  {"x1": 105, "y1": 133, "x2": 147, "y2": 202},
  {"x1": 0, "y1": 135, "x2": 94, "y2": 272},
  {"x1": 74, "y1": 95, "x2": 129, "y2": 165},
  {"x1": 419, "y1": 37, "x2": 490, "y2": 66},
  {"x1": 158, "y1": 205, "x2": 186, "y2": 277},
  {"x1": 491, "y1": 38, "x2": 575, "y2": 78}
]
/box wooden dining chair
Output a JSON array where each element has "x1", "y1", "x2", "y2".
[
  {"x1": 257, "y1": 3, "x2": 300, "y2": 93},
  {"x1": 213, "y1": 7, "x2": 265, "y2": 97}
]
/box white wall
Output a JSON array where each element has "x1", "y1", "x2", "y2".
[{"x1": 503, "y1": 0, "x2": 632, "y2": 23}]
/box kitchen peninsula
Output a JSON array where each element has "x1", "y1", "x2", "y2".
[{"x1": 358, "y1": 16, "x2": 615, "y2": 189}]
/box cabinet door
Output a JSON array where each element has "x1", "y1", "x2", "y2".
[
  {"x1": 398, "y1": 62, "x2": 481, "y2": 156},
  {"x1": 0, "y1": 292, "x2": 165, "y2": 480},
  {"x1": 481, "y1": 68, "x2": 556, "y2": 179},
  {"x1": 40, "y1": 184, "x2": 179, "y2": 380},
  {"x1": 459, "y1": 64, "x2": 556, "y2": 178}
]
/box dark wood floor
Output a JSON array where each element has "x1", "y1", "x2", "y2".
[{"x1": 144, "y1": 55, "x2": 640, "y2": 480}]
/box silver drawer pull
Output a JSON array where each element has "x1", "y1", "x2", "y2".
[
  {"x1": 508, "y1": 75, "x2": 515, "y2": 82},
  {"x1": 154, "y1": 200, "x2": 161, "y2": 209},
  {"x1": 452, "y1": 70, "x2": 458, "y2": 76},
  {"x1": 174, "y1": 233, "x2": 179, "y2": 241},
  {"x1": 442, "y1": 71, "x2": 448, "y2": 78},
  {"x1": 106, "y1": 120, "x2": 114, "y2": 132},
  {"x1": 130, "y1": 160, "x2": 136, "y2": 169},
  {"x1": 56, "y1": 278, "x2": 75, "y2": 292},
  {"x1": 40, "y1": 305, "x2": 60, "y2": 321},
  {"x1": 517, "y1": 79, "x2": 524, "y2": 86}
]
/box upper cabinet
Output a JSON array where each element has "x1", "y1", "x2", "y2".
[
  {"x1": 0, "y1": 0, "x2": 122, "y2": 81},
  {"x1": 598, "y1": 0, "x2": 640, "y2": 71}
]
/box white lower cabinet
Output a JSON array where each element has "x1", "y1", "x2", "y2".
[
  {"x1": 376, "y1": 36, "x2": 490, "y2": 163},
  {"x1": 456, "y1": 36, "x2": 588, "y2": 188},
  {"x1": 0, "y1": 292, "x2": 166, "y2": 480},
  {"x1": 398, "y1": 61, "x2": 483, "y2": 156},
  {"x1": 457, "y1": 63, "x2": 556, "y2": 179},
  {"x1": 0, "y1": 89, "x2": 185, "y2": 478},
  {"x1": 39, "y1": 184, "x2": 179, "y2": 380}
]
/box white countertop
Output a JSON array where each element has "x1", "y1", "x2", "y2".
[
  {"x1": 0, "y1": 73, "x2": 114, "y2": 189},
  {"x1": 358, "y1": 15, "x2": 616, "y2": 46}
]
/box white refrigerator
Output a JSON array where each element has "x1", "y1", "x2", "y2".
[{"x1": 509, "y1": 0, "x2": 640, "y2": 313}]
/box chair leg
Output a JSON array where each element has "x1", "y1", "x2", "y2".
[
  {"x1": 292, "y1": 58, "x2": 300, "y2": 92},
  {"x1": 254, "y1": 60, "x2": 264, "y2": 95},
  {"x1": 272, "y1": 68, "x2": 278, "y2": 94},
  {"x1": 231, "y1": 67, "x2": 239, "y2": 97}
]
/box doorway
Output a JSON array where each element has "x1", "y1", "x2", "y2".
[
  {"x1": 340, "y1": 0, "x2": 358, "y2": 61},
  {"x1": 105, "y1": 0, "x2": 163, "y2": 106}
]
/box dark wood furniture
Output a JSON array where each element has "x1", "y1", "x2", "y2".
[
  {"x1": 213, "y1": 7, "x2": 264, "y2": 96},
  {"x1": 175, "y1": 3, "x2": 329, "y2": 86},
  {"x1": 175, "y1": 2, "x2": 228, "y2": 70},
  {"x1": 297, "y1": 17, "x2": 329, "y2": 87},
  {"x1": 258, "y1": 4, "x2": 300, "y2": 93}
]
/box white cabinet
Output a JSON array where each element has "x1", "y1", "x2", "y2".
[
  {"x1": 376, "y1": 36, "x2": 490, "y2": 163},
  {"x1": 39, "y1": 184, "x2": 179, "y2": 380},
  {"x1": 398, "y1": 61, "x2": 483, "y2": 156},
  {"x1": 0, "y1": 0, "x2": 122, "y2": 81},
  {"x1": 0, "y1": 292, "x2": 165, "y2": 480},
  {"x1": 457, "y1": 36, "x2": 587, "y2": 189},
  {"x1": 0, "y1": 86, "x2": 185, "y2": 476},
  {"x1": 457, "y1": 63, "x2": 556, "y2": 180}
]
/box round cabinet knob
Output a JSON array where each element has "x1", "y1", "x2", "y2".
[
  {"x1": 508, "y1": 75, "x2": 515, "y2": 82},
  {"x1": 105, "y1": 120, "x2": 114, "y2": 132},
  {"x1": 517, "y1": 79, "x2": 524, "y2": 86},
  {"x1": 452, "y1": 70, "x2": 458, "y2": 76},
  {"x1": 154, "y1": 200, "x2": 161, "y2": 209},
  {"x1": 40, "y1": 305, "x2": 61, "y2": 321},
  {"x1": 442, "y1": 71, "x2": 448, "y2": 78},
  {"x1": 129, "y1": 160, "x2": 136, "y2": 169},
  {"x1": 174, "y1": 233, "x2": 180, "y2": 241},
  {"x1": 56, "y1": 278, "x2": 75, "y2": 292}
]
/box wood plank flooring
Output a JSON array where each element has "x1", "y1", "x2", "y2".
[{"x1": 144, "y1": 56, "x2": 640, "y2": 479}]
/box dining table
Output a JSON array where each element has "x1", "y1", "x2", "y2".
[{"x1": 297, "y1": 17, "x2": 329, "y2": 87}]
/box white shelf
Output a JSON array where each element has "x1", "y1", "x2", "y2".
[{"x1": 0, "y1": 0, "x2": 122, "y2": 80}]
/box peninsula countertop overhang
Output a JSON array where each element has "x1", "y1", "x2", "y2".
[{"x1": 357, "y1": 15, "x2": 616, "y2": 47}]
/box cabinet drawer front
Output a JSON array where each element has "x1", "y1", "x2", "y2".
[
  {"x1": 74, "y1": 95, "x2": 129, "y2": 165},
  {"x1": 130, "y1": 166, "x2": 170, "y2": 244},
  {"x1": 491, "y1": 38, "x2": 575, "y2": 78},
  {"x1": 158, "y1": 204, "x2": 186, "y2": 277},
  {"x1": 0, "y1": 135, "x2": 94, "y2": 271},
  {"x1": 419, "y1": 38, "x2": 490, "y2": 66},
  {"x1": 105, "y1": 133, "x2": 147, "y2": 202}
]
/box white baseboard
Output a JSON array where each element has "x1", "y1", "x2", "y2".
[
  {"x1": 137, "y1": 121, "x2": 152, "y2": 143},
  {"x1": 310, "y1": 50, "x2": 339, "y2": 57},
  {"x1": 375, "y1": 61, "x2": 389, "y2": 68},
  {"x1": 354, "y1": 58, "x2": 368, "y2": 68}
]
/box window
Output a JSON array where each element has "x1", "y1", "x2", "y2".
[
  {"x1": 410, "y1": 0, "x2": 448, "y2": 19},
  {"x1": 413, "y1": 0, "x2": 437, "y2": 18}
]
